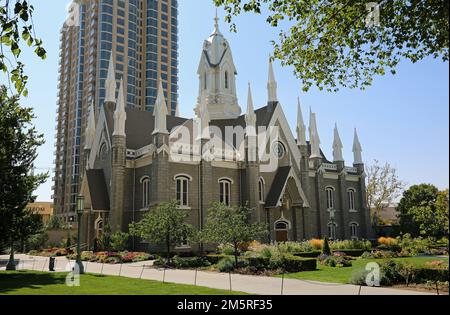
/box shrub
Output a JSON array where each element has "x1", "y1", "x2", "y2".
[
  {"x1": 280, "y1": 255, "x2": 317, "y2": 273},
  {"x1": 110, "y1": 231, "x2": 129, "y2": 252},
  {"x1": 336, "y1": 249, "x2": 366, "y2": 257},
  {"x1": 378, "y1": 237, "x2": 398, "y2": 247},
  {"x1": 380, "y1": 260, "x2": 404, "y2": 286},
  {"x1": 218, "y1": 244, "x2": 235, "y2": 256},
  {"x1": 206, "y1": 254, "x2": 226, "y2": 264},
  {"x1": 322, "y1": 238, "x2": 332, "y2": 256},
  {"x1": 331, "y1": 240, "x2": 372, "y2": 251},
  {"x1": 105, "y1": 257, "x2": 121, "y2": 264},
  {"x1": 293, "y1": 251, "x2": 322, "y2": 258},
  {"x1": 320, "y1": 255, "x2": 352, "y2": 268},
  {"x1": 310, "y1": 239, "x2": 324, "y2": 250},
  {"x1": 413, "y1": 267, "x2": 449, "y2": 283},
  {"x1": 172, "y1": 256, "x2": 210, "y2": 269},
  {"x1": 246, "y1": 256, "x2": 271, "y2": 271},
  {"x1": 349, "y1": 269, "x2": 370, "y2": 285},
  {"x1": 217, "y1": 256, "x2": 236, "y2": 273}
]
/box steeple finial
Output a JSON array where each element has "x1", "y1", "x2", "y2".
[
  {"x1": 296, "y1": 97, "x2": 307, "y2": 146},
  {"x1": 333, "y1": 123, "x2": 344, "y2": 162},
  {"x1": 267, "y1": 59, "x2": 278, "y2": 103},
  {"x1": 153, "y1": 78, "x2": 169, "y2": 135},
  {"x1": 213, "y1": 8, "x2": 220, "y2": 34},
  {"x1": 245, "y1": 82, "x2": 257, "y2": 131},
  {"x1": 309, "y1": 109, "x2": 321, "y2": 159},
  {"x1": 105, "y1": 53, "x2": 116, "y2": 103},
  {"x1": 353, "y1": 128, "x2": 363, "y2": 165},
  {"x1": 113, "y1": 78, "x2": 126, "y2": 137}
]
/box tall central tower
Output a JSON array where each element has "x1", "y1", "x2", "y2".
[
  {"x1": 53, "y1": 0, "x2": 179, "y2": 221},
  {"x1": 195, "y1": 14, "x2": 241, "y2": 120}
]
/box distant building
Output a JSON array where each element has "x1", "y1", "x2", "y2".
[
  {"x1": 26, "y1": 202, "x2": 54, "y2": 224},
  {"x1": 371, "y1": 204, "x2": 399, "y2": 226}
]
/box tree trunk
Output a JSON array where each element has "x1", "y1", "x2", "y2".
[
  {"x1": 234, "y1": 243, "x2": 238, "y2": 268},
  {"x1": 166, "y1": 233, "x2": 171, "y2": 265},
  {"x1": 6, "y1": 239, "x2": 16, "y2": 271}
]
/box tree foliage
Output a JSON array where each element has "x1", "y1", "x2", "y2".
[
  {"x1": 214, "y1": 0, "x2": 449, "y2": 92},
  {"x1": 202, "y1": 202, "x2": 268, "y2": 266},
  {"x1": 366, "y1": 160, "x2": 405, "y2": 224},
  {"x1": 397, "y1": 184, "x2": 449, "y2": 238},
  {"x1": 0, "y1": 1, "x2": 47, "y2": 96},
  {"x1": 129, "y1": 201, "x2": 193, "y2": 262},
  {"x1": 0, "y1": 85, "x2": 47, "y2": 266}
]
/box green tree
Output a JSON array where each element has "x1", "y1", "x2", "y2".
[
  {"x1": 0, "y1": 86, "x2": 47, "y2": 270},
  {"x1": 17, "y1": 208, "x2": 43, "y2": 252},
  {"x1": 366, "y1": 160, "x2": 405, "y2": 225},
  {"x1": 214, "y1": 0, "x2": 449, "y2": 92},
  {"x1": 110, "y1": 231, "x2": 129, "y2": 252},
  {"x1": 202, "y1": 202, "x2": 268, "y2": 267},
  {"x1": 45, "y1": 215, "x2": 68, "y2": 231},
  {"x1": 1, "y1": 0, "x2": 47, "y2": 96},
  {"x1": 129, "y1": 201, "x2": 193, "y2": 263},
  {"x1": 397, "y1": 184, "x2": 448, "y2": 238},
  {"x1": 322, "y1": 237, "x2": 331, "y2": 256}
]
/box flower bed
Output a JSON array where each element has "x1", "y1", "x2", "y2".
[
  {"x1": 66, "y1": 251, "x2": 154, "y2": 264},
  {"x1": 28, "y1": 248, "x2": 73, "y2": 257}
]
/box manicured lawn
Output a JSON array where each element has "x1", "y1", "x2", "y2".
[
  {"x1": 283, "y1": 256, "x2": 449, "y2": 284},
  {"x1": 0, "y1": 271, "x2": 246, "y2": 295}
]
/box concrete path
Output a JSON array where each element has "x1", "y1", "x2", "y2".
[{"x1": 0, "y1": 254, "x2": 435, "y2": 295}]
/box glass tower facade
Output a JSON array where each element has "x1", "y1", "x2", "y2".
[{"x1": 53, "y1": 0, "x2": 178, "y2": 220}]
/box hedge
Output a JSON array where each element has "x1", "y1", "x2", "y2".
[
  {"x1": 293, "y1": 251, "x2": 321, "y2": 258},
  {"x1": 246, "y1": 256, "x2": 271, "y2": 271},
  {"x1": 334, "y1": 249, "x2": 366, "y2": 257},
  {"x1": 206, "y1": 254, "x2": 227, "y2": 264},
  {"x1": 282, "y1": 255, "x2": 317, "y2": 273},
  {"x1": 412, "y1": 268, "x2": 449, "y2": 283}
]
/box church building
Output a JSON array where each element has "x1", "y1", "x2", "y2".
[{"x1": 80, "y1": 16, "x2": 374, "y2": 250}]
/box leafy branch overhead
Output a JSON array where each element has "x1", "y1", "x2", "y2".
[
  {"x1": 214, "y1": 0, "x2": 449, "y2": 92},
  {"x1": 0, "y1": 0, "x2": 47, "y2": 96}
]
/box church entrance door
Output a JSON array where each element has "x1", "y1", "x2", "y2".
[{"x1": 276, "y1": 230, "x2": 288, "y2": 242}]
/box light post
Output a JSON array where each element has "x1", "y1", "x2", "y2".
[{"x1": 76, "y1": 195, "x2": 85, "y2": 274}]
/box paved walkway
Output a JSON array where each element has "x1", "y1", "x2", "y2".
[{"x1": 0, "y1": 254, "x2": 434, "y2": 295}]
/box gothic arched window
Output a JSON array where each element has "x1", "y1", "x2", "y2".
[
  {"x1": 99, "y1": 143, "x2": 108, "y2": 161},
  {"x1": 141, "y1": 177, "x2": 151, "y2": 209},
  {"x1": 326, "y1": 187, "x2": 335, "y2": 210},
  {"x1": 259, "y1": 178, "x2": 265, "y2": 203},
  {"x1": 175, "y1": 175, "x2": 190, "y2": 207},
  {"x1": 219, "y1": 178, "x2": 232, "y2": 206},
  {"x1": 348, "y1": 188, "x2": 356, "y2": 211},
  {"x1": 350, "y1": 222, "x2": 359, "y2": 239},
  {"x1": 328, "y1": 222, "x2": 338, "y2": 239},
  {"x1": 204, "y1": 72, "x2": 207, "y2": 90}
]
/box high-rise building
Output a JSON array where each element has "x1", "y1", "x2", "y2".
[{"x1": 53, "y1": 0, "x2": 178, "y2": 220}]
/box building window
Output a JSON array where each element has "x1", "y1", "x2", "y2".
[
  {"x1": 204, "y1": 72, "x2": 207, "y2": 90},
  {"x1": 175, "y1": 176, "x2": 189, "y2": 206},
  {"x1": 99, "y1": 143, "x2": 108, "y2": 161},
  {"x1": 328, "y1": 222, "x2": 337, "y2": 239},
  {"x1": 225, "y1": 71, "x2": 229, "y2": 89},
  {"x1": 350, "y1": 222, "x2": 359, "y2": 239},
  {"x1": 259, "y1": 178, "x2": 265, "y2": 203},
  {"x1": 219, "y1": 178, "x2": 232, "y2": 206},
  {"x1": 326, "y1": 187, "x2": 335, "y2": 210},
  {"x1": 141, "y1": 177, "x2": 151, "y2": 208},
  {"x1": 348, "y1": 189, "x2": 356, "y2": 211}
]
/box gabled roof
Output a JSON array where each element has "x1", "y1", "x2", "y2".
[
  {"x1": 265, "y1": 166, "x2": 292, "y2": 208},
  {"x1": 104, "y1": 105, "x2": 188, "y2": 150},
  {"x1": 86, "y1": 169, "x2": 110, "y2": 211}
]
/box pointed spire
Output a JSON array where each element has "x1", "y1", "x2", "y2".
[
  {"x1": 353, "y1": 128, "x2": 363, "y2": 165},
  {"x1": 85, "y1": 100, "x2": 96, "y2": 150},
  {"x1": 113, "y1": 78, "x2": 126, "y2": 137},
  {"x1": 309, "y1": 108, "x2": 321, "y2": 159},
  {"x1": 333, "y1": 123, "x2": 344, "y2": 162},
  {"x1": 212, "y1": 8, "x2": 221, "y2": 35},
  {"x1": 245, "y1": 82, "x2": 257, "y2": 129},
  {"x1": 267, "y1": 59, "x2": 278, "y2": 103},
  {"x1": 153, "y1": 79, "x2": 169, "y2": 135},
  {"x1": 105, "y1": 53, "x2": 116, "y2": 103},
  {"x1": 296, "y1": 97, "x2": 307, "y2": 146}
]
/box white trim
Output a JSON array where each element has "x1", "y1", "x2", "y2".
[
  {"x1": 173, "y1": 174, "x2": 193, "y2": 181},
  {"x1": 175, "y1": 176, "x2": 190, "y2": 207},
  {"x1": 274, "y1": 217, "x2": 291, "y2": 230},
  {"x1": 218, "y1": 177, "x2": 234, "y2": 184}
]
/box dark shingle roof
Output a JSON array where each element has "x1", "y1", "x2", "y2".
[
  {"x1": 265, "y1": 166, "x2": 291, "y2": 208},
  {"x1": 86, "y1": 169, "x2": 110, "y2": 211}
]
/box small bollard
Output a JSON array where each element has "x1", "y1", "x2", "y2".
[{"x1": 49, "y1": 257, "x2": 56, "y2": 272}]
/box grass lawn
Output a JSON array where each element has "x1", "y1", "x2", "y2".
[
  {"x1": 0, "y1": 271, "x2": 246, "y2": 295},
  {"x1": 283, "y1": 256, "x2": 449, "y2": 284}
]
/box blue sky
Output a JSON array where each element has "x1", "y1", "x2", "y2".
[{"x1": 7, "y1": 0, "x2": 449, "y2": 201}]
